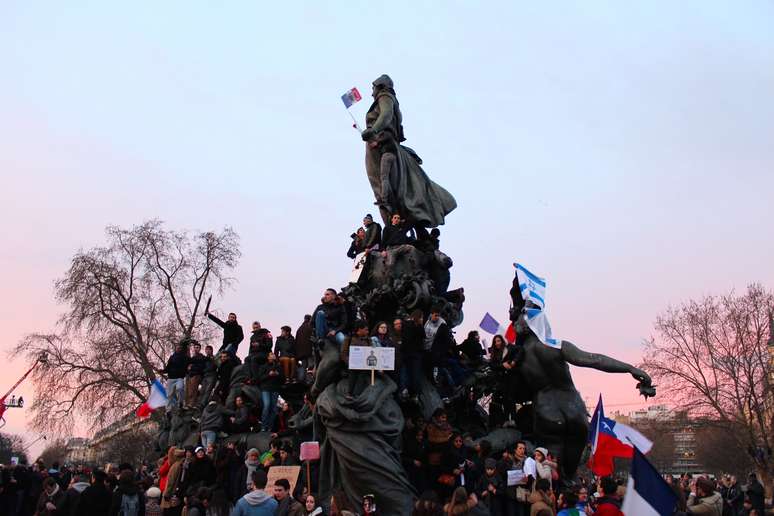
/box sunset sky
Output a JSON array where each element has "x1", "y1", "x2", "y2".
[{"x1": 1, "y1": 2, "x2": 773, "y2": 459}]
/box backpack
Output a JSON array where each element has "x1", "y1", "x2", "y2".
[{"x1": 120, "y1": 493, "x2": 140, "y2": 516}]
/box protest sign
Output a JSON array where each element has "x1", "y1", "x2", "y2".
[
  {"x1": 348, "y1": 346, "x2": 395, "y2": 371},
  {"x1": 264, "y1": 465, "x2": 301, "y2": 494},
  {"x1": 507, "y1": 469, "x2": 525, "y2": 486},
  {"x1": 300, "y1": 441, "x2": 320, "y2": 462}
]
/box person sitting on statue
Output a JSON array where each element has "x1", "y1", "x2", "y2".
[
  {"x1": 274, "y1": 326, "x2": 297, "y2": 384},
  {"x1": 312, "y1": 288, "x2": 348, "y2": 347},
  {"x1": 347, "y1": 227, "x2": 367, "y2": 259},
  {"x1": 381, "y1": 212, "x2": 417, "y2": 270},
  {"x1": 205, "y1": 309, "x2": 244, "y2": 358},
  {"x1": 257, "y1": 352, "x2": 284, "y2": 433},
  {"x1": 457, "y1": 330, "x2": 485, "y2": 367},
  {"x1": 163, "y1": 340, "x2": 189, "y2": 412},
  {"x1": 362, "y1": 214, "x2": 381, "y2": 253},
  {"x1": 228, "y1": 394, "x2": 252, "y2": 434}
]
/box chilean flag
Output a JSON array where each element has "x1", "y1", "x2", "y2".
[
  {"x1": 136, "y1": 379, "x2": 167, "y2": 418},
  {"x1": 588, "y1": 395, "x2": 653, "y2": 476}
]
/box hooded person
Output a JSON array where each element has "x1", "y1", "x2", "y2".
[
  {"x1": 232, "y1": 469, "x2": 278, "y2": 516},
  {"x1": 36, "y1": 477, "x2": 65, "y2": 516},
  {"x1": 57, "y1": 473, "x2": 91, "y2": 516},
  {"x1": 236, "y1": 448, "x2": 262, "y2": 498},
  {"x1": 109, "y1": 470, "x2": 146, "y2": 516},
  {"x1": 360, "y1": 74, "x2": 456, "y2": 227}
]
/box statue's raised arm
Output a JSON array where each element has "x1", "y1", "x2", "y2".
[{"x1": 560, "y1": 340, "x2": 656, "y2": 398}]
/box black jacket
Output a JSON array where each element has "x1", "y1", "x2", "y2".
[
  {"x1": 216, "y1": 359, "x2": 236, "y2": 394},
  {"x1": 208, "y1": 313, "x2": 244, "y2": 348},
  {"x1": 457, "y1": 337, "x2": 484, "y2": 362},
  {"x1": 108, "y1": 483, "x2": 145, "y2": 516},
  {"x1": 200, "y1": 402, "x2": 235, "y2": 432},
  {"x1": 75, "y1": 483, "x2": 112, "y2": 516},
  {"x1": 382, "y1": 222, "x2": 412, "y2": 248},
  {"x1": 202, "y1": 355, "x2": 217, "y2": 377},
  {"x1": 347, "y1": 238, "x2": 366, "y2": 258},
  {"x1": 313, "y1": 302, "x2": 348, "y2": 335},
  {"x1": 363, "y1": 222, "x2": 382, "y2": 249},
  {"x1": 274, "y1": 336, "x2": 296, "y2": 358},
  {"x1": 401, "y1": 320, "x2": 425, "y2": 356},
  {"x1": 187, "y1": 352, "x2": 208, "y2": 377},
  {"x1": 187, "y1": 456, "x2": 217, "y2": 490},
  {"x1": 164, "y1": 351, "x2": 189, "y2": 379},
  {"x1": 258, "y1": 362, "x2": 285, "y2": 391}
]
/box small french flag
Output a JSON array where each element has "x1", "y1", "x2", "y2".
[
  {"x1": 136, "y1": 379, "x2": 167, "y2": 418},
  {"x1": 622, "y1": 447, "x2": 678, "y2": 515},
  {"x1": 478, "y1": 313, "x2": 516, "y2": 344},
  {"x1": 341, "y1": 87, "x2": 362, "y2": 109}
]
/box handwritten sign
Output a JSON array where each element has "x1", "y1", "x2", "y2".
[
  {"x1": 507, "y1": 469, "x2": 526, "y2": 486},
  {"x1": 300, "y1": 441, "x2": 320, "y2": 461},
  {"x1": 265, "y1": 465, "x2": 301, "y2": 494},
  {"x1": 348, "y1": 346, "x2": 395, "y2": 371}
]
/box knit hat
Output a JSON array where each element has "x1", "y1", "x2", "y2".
[
  {"x1": 246, "y1": 448, "x2": 260, "y2": 457},
  {"x1": 535, "y1": 447, "x2": 548, "y2": 458},
  {"x1": 484, "y1": 458, "x2": 497, "y2": 469},
  {"x1": 146, "y1": 487, "x2": 162, "y2": 499},
  {"x1": 364, "y1": 214, "x2": 373, "y2": 221},
  {"x1": 195, "y1": 446, "x2": 204, "y2": 454}
]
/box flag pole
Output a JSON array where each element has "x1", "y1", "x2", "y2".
[{"x1": 347, "y1": 110, "x2": 362, "y2": 134}]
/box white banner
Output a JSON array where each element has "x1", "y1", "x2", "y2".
[{"x1": 348, "y1": 346, "x2": 395, "y2": 371}]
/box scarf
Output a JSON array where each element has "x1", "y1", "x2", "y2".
[
  {"x1": 244, "y1": 457, "x2": 260, "y2": 488},
  {"x1": 423, "y1": 317, "x2": 446, "y2": 351}
]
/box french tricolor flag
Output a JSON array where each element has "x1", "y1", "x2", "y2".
[
  {"x1": 622, "y1": 447, "x2": 677, "y2": 515},
  {"x1": 341, "y1": 87, "x2": 362, "y2": 109},
  {"x1": 588, "y1": 395, "x2": 652, "y2": 476},
  {"x1": 136, "y1": 379, "x2": 167, "y2": 418},
  {"x1": 478, "y1": 313, "x2": 516, "y2": 344}
]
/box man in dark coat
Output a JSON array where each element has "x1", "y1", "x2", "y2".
[
  {"x1": 74, "y1": 470, "x2": 112, "y2": 516},
  {"x1": 295, "y1": 314, "x2": 314, "y2": 375},
  {"x1": 312, "y1": 289, "x2": 348, "y2": 347},
  {"x1": 362, "y1": 214, "x2": 382, "y2": 251},
  {"x1": 186, "y1": 341, "x2": 207, "y2": 408},
  {"x1": 215, "y1": 351, "x2": 236, "y2": 403},
  {"x1": 206, "y1": 309, "x2": 244, "y2": 357},
  {"x1": 56, "y1": 473, "x2": 90, "y2": 516},
  {"x1": 163, "y1": 341, "x2": 189, "y2": 411}
]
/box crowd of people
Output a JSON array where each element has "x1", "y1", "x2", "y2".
[{"x1": 1, "y1": 213, "x2": 771, "y2": 516}]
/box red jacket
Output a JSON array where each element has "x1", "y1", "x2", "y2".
[{"x1": 594, "y1": 497, "x2": 623, "y2": 516}]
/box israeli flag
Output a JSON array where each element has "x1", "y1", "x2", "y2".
[{"x1": 515, "y1": 264, "x2": 561, "y2": 348}]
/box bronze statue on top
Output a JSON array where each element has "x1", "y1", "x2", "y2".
[{"x1": 361, "y1": 74, "x2": 457, "y2": 227}]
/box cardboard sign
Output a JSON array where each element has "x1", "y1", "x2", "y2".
[
  {"x1": 507, "y1": 469, "x2": 525, "y2": 486},
  {"x1": 348, "y1": 346, "x2": 395, "y2": 371},
  {"x1": 349, "y1": 252, "x2": 367, "y2": 283},
  {"x1": 300, "y1": 441, "x2": 320, "y2": 462},
  {"x1": 264, "y1": 465, "x2": 301, "y2": 494}
]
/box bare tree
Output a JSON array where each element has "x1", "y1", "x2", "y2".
[
  {"x1": 641, "y1": 284, "x2": 774, "y2": 494},
  {"x1": 13, "y1": 220, "x2": 240, "y2": 435},
  {"x1": 0, "y1": 432, "x2": 28, "y2": 464},
  {"x1": 38, "y1": 437, "x2": 68, "y2": 468}
]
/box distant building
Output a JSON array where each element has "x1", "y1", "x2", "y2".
[
  {"x1": 64, "y1": 437, "x2": 91, "y2": 464},
  {"x1": 612, "y1": 404, "x2": 701, "y2": 475}
]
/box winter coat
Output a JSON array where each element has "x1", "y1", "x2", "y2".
[
  {"x1": 74, "y1": 482, "x2": 112, "y2": 516},
  {"x1": 313, "y1": 302, "x2": 348, "y2": 335},
  {"x1": 295, "y1": 321, "x2": 314, "y2": 360},
  {"x1": 207, "y1": 313, "x2": 244, "y2": 348},
  {"x1": 35, "y1": 485, "x2": 65, "y2": 516},
  {"x1": 200, "y1": 402, "x2": 235, "y2": 432},
  {"x1": 231, "y1": 489, "x2": 278, "y2": 516},
  {"x1": 274, "y1": 336, "x2": 296, "y2": 358},
  {"x1": 187, "y1": 352, "x2": 208, "y2": 377},
  {"x1": 528, "y1": 490, "x2": 555, "y2": 516},
  {"x1": 109, "y1": 483, "x2": 146, "y2": 516},
  {"x1": 363, "y1": 221, "x2": 382, "y2": 249},
  {"x1": 594, "y1": 496, "x2": 624, "y2": 516},
  {"x1": 381, "y1": 222, "x2": 412, "y2": 248},
  {"x1": 258, "y1": 362, "x2": 284, "y2": 391},
  {"x1": 687, "y1": 492, "x2": 723, "y2": 516},
  {"x1": 276, "y1": 496, "x2": 305, "y2": 516},
  {"x1": 187, "y1": 456, "x2": 217, "y2": 489},
  {"x1": 57, "y1": 482, "x2": 90, "y2": 516},
  {"x1": 164, "y1": 351, "x2": 189, "y2": 379}
]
